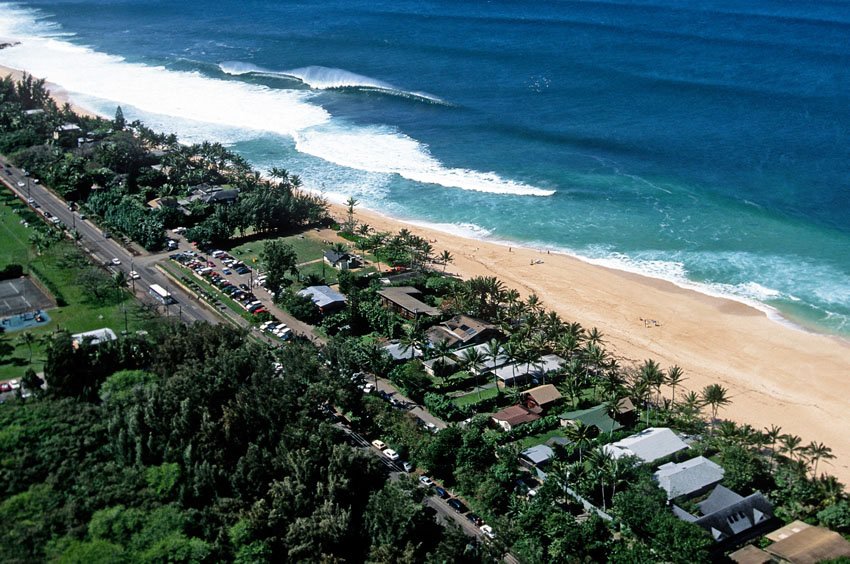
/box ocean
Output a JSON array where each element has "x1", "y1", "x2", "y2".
[{"x1": 0, "y1": 0, "x2": 848, "y2": 336}]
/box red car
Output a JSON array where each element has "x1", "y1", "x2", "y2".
[{"x1": 0, "y1": 382, "x2": 12, "y2": 393}]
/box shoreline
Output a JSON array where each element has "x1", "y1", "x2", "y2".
[
  {"x1": 4, "y1": 63, "x2": 850, "y2": 484},
  {"x1": 326, "y1": 201, "x2": 850, "y2": 484}
]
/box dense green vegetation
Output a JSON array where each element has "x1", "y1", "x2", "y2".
[
  {"x1": 0, "y1": 324, "x2": 487, "y2": 562},
  {"x1": 0, "y1": 76, "x2": 327, "y2": 252},
  {"x1": 0, "y1": 187, "x2": 158, "y2": 380}
]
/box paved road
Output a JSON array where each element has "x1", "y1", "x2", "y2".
[
  {"x1": 0, "y1": 157, "x2": 220, "y2": 325},
  {"x1": 372, "y1": 376, "x2": 448, "y2": 430}
]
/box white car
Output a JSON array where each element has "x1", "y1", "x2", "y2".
[
  {"x1": 419, "y1": 475, "x2": 434, "y2": 487},
  {"x1": 128, "y1": 271, "x2": 140, "y2": 280},
  {"x1": 480, "y1": 525, "x2": 496, "y2": 539},
  {"x1": 382, "y1": 448, "x2": 399, "y2": 461},
  {"x1": 371, "y1": 439, "x2": 387, "y2": 450},
  {"x1": 111, "y1": 258, "x2": 121, "y2": 265}
]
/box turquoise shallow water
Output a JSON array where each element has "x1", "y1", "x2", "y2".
[{"x1": 0, "y1": 0, "x2": 848, "y2": 335}]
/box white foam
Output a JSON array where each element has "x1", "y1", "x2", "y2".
[
  {"x1": 0, "y1": 6, "x2": 548, "y2": 198},
  {"x1": 220, "y1": 60, "x2": 446, "y2": 104},
  {"x1": 293, "y1": 124, "x2": 555, "y2": 196}
]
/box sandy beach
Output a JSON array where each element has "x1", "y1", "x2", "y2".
[
  {"x1": 4, "y1": 63, "x2": 849, "y2": 484},
  {"x1": 326, "y1": 202, "x2": 850, "y2": 484},
  {"x1": 0, "y1": 64, "x2": 96, "y2": 118}
]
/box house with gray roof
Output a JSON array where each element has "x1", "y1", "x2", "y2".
[
  {"x1": 673, "y1": 485, "x2": 777, "y2": 547},
  {"x1": 654, "y1": 456, "x2": 725, "y2": 500},
  {"x1": 382, "y1": 341, "x2": 423, "y2": 362},
  {"x1": 297, "y1": 285, "x2": 346, "y2": 314},
  {"x1": 493, "y1": 354, "x2": 564, "y2": 388},
  {"x1": 521, "y1": 444, "x2": 555, "y2": 467},
  {"x1": 324, "y1": 250, "x2": 360, "y2": 271},
  {"x1": 602, "y1": 427, "x2": 689, "y2": 463}
]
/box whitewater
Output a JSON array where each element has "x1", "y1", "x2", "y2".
[{"x1": 1, "y1": 0, "x2": 849, "y2": 337}]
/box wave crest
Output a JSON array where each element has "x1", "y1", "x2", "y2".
[{"x1": 219, "y1": 61, "x2": 447, "y2": 105}]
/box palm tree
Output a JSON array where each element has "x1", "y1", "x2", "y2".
[
  {"x1": 676, "y1": 390, "x2": 703, "y2": 430},
  {"x1": 778, "y1": 433, "x2": 803, "y2": 462},
  {"x1": 439, "y1": 250, "x2": 453, "y2": 272},
  {"x1": 399, "y1": 325, "x2": 424, "y2": 361},
  {"x1": 763, "y1": 424, "x2": 782, "y2": 468},
  {"x1": 586, "y1": 327, "x2": 604, "y2": 347},
  {"x1": 501, "y1": 340, "x2": 521, "y2": 389},
  {"x1": 431, "y1": 339, "x2": 456, "y2": 388},
  {"x1": 483, "y1": 338, "x2": 503, "y2": 387},
  {"x1": 665, "y1": 364, "x2": 686, "y2": 406},
  {"x1": 804, "y1": 441, "x2": 835, "y2": 478},
  {"x1": 700, "y1": 383, "x2": 731, "y2": 432},
  {"x1": 17, "y1": 331, "x2": 36, "y2": 363},
  {"x1": 459, "y1": 347, "x2": 485, "y2": 400},
  {"x1": 112, "y1": 271, "x2": 127, "y2": 303},
  {"x1": 565, "y1": 421, "x2": 593, "y2": 465}
]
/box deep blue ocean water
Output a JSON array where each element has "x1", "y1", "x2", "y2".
[{"x1": 1, "y1": 0, "x2": 849, "y2": 335}]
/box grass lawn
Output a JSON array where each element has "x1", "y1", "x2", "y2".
[
  {"x1": 451, "y1": 385, "x2": 500, "y2": 407},
  {"x1": 0, "y1": 188, "x2": 161, "y2": 380},
  {"x1": 230, "y1": 233, "x2": 328, "y2": 265},
  {"x1": 516, "y1": 428, "x2": 571, "y2": 450},
  {"x1": 229, "y1": 232, "x2": 378, "y2": 288}
]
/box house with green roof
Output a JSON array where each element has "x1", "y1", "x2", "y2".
[{"x1": 559, "y1": 403, "x2": 623, "y2": 435}]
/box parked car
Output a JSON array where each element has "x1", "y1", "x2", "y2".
[
  {"x1": 466, "y1": 513, "x2": 483, "y2": 526},
  {"x1": 128, "y1": 271, "x2": 140, "y2": 280},
  {"x1": 382, "y1": 448, "x2": 399, "y2": 461},
  {"x1": 111, "y1": 258, "x2": 121, "y2": 265},
  {"x1": 0, "y1": 382, "x2": 12, "y2": 393},
  {"x1": 480, "y1": 525, "x2": 496, "y2": 539},
  {"x1": 419, "y1": 476, "x2": 434, "y2": 487},
  {"x1": 434, "y1": 486, "x2": 449, "y2": 499},
  {"x1": 402, "y1": 461, "x2": 414, "y2": 473},
  {"x1": 447, "y1": 499, "x2": 467, "y2": 513},
  {"x1": 371, "y1": 439, "x2": 387, "y2": 450},
  {"x1": 239, "y1": 283, "x2": 249, "y2": 291}
]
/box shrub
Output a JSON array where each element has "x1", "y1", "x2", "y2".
[{"x1": 0, "y1": 263, "x2": 24, "y2": 280}]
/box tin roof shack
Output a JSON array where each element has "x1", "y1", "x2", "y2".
[{"x1": 377, "y1": 286, "x2": 440, "y2": 319}]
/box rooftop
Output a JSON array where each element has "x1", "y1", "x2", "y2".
[
  {"x1": 297, "y1": 285, "x2": 346, "y2": 309},
  {"x1": 765, "y1": 523, "x2": 850, "y2": 563},
  {"x1": 602, "y1": 427, "x2": 689, "y2": 463},
  {"x1": 654, "y1": 456, "x2": 725, "y2": 500},
  {"x1": 523, "y1": 384, "x2": 562, "y2": 407},
  {"x1": 560, "y1": 403, "x2": 623, "y2": 434},
  {"x1": 377, "y1": 286, "x2": 440, "y2": 316},
  {"x1": 521, "y1": 444, "x2": 555, "y2": 466},
  {"x1": 71, "y1": 327, "x2": 117, "y2": 347},
  {"x1": 493, "y1": 354, "x2": 564, "y2": 382},
  {"x1": 491, "y1": 405, "x2": 540, "y2": 427}
]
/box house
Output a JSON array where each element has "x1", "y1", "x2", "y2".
[
  {"x1": 423, "y1": 355, "x2": 458, "y2": 378},
  {"x1": 147, "y1": 197, "x2": 185, "y2": 213},
  {"x1": 200, "y1": 188, "x2": 239, "y2": 204},
  {"x1": 673, "y1": 485, "x2": 777, "y2": 547},
  {"x1": 602, "y1": 427, "x2": 689, "y2": 463},
  {"x1": 53, "y1": 123, "x2": 81, "y2": 146},
  {"x1": 559, "y1": 404, "x2": 623, "y2": 435},
  {"x1": 71, "y1": 327, "x2": 117, "y2": 348},
  {"x1": 491, "y1": 405, "x2": 540, "y2": 432},
  {"x1": 519, "y1": 445, "x2": 555, "y2": 467},
  {"x1": 178, "y1": 184, "x2": 239, "y2": 206},
  {"x1": 764, "y1": 521, "x2": 850, "y2": 563},
  {"x1": 426, "y1": 315, "x2": 500, "y2": 349},
  {"x1": 654, "y1": 456, "x2": 725, "y2": 500},
  {"x1": 522, "y1": 384, "x2": 562, "y2": 412},
  {"x1": 377, "y1": 286, "x2": 439, "y2": 318},
  {"x1": 493, "y1": 354, "x2": 564, "y2": 388},
  {"x1": 729, "y1": 545, "x2": 772, "y2": 564},
  {"x1": 455, "y1": 342, "x2": 509, "y2": 370},
  {"x1": 383, "y1": 341, "x2": 424, "y2": 362},
  {"x1": 324, "y1": 250, "x2": 361, "y2": 271},
  {"x1": 297, "y1": 285, "x2": 346, "y2": 314}
]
